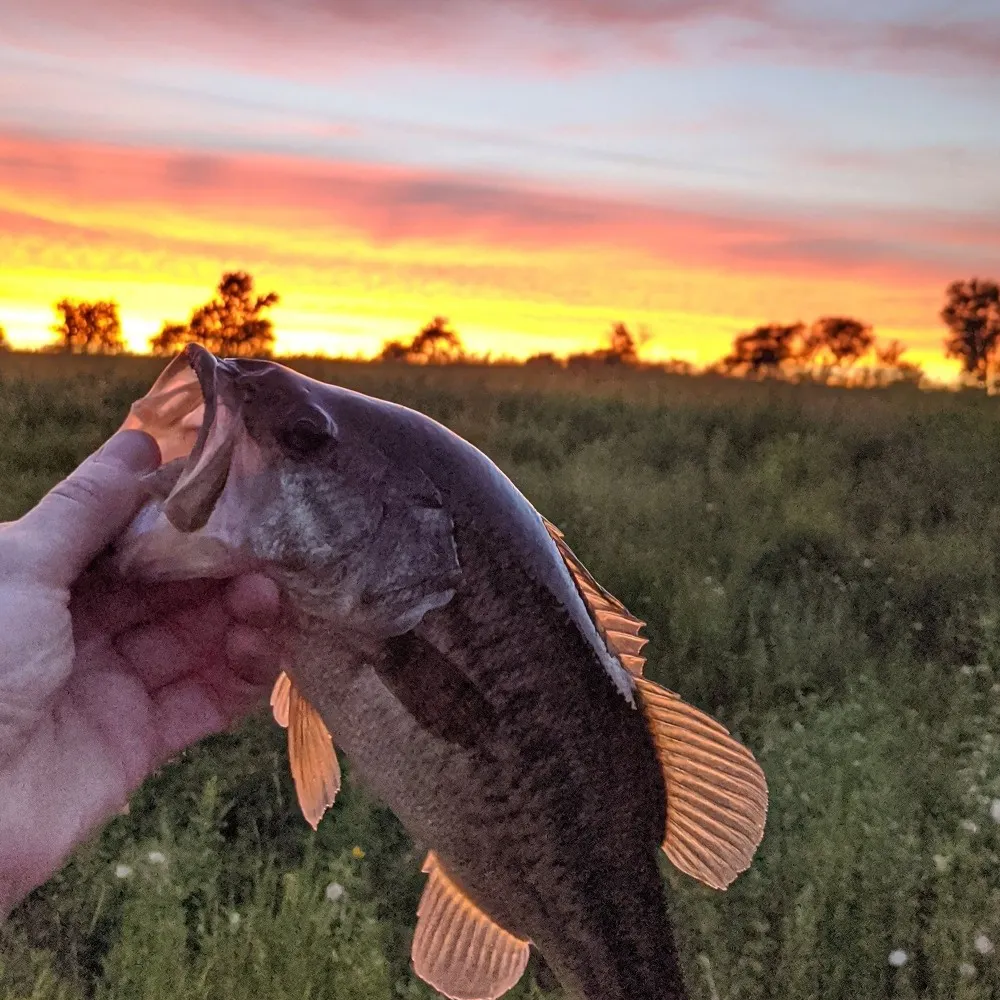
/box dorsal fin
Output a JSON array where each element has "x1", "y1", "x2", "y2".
[
  {"x1": 270, "y1": 671, "x2": 340, "y2": 829},
  {"x1": 635, "y1": 675, "x2": 768, "y2": 889},
  {"x1": 543, "y1": 518, "x2": 648, "y2": 676},
  {"x1": 412, "y1": 852, "x2": 530, "y2": 1000},
  {"x1": 543, "y1": 518, "x2": 768, "y2": 888}
]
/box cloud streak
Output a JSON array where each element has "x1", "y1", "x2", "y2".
[
  {"x1": 1, "y1": 131, "x2": 994, "y2": 289},
  {"x1": 2, "y1": 0, "x2": 998, "y2": 75}
]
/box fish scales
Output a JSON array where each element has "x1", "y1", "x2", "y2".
[{"x1": 269, "y1": 385, "x2": 682, "y2": 998}]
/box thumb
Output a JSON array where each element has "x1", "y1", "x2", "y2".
[{"x1": 15, "y1": 430, "x2": 161, "y2": 587}]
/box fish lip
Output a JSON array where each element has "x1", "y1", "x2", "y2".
[
  {"x1": 158, "y1": 343, "x2": 241, "y2": 532},
  {"x1": 180, "y1": 343, "x2": 227, "y2": 475}
]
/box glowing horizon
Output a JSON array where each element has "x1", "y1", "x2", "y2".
[{"x1": 0, "y1": 1, "x2": 997, "y2": 384}]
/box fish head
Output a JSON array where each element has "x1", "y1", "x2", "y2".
[{"x1": 115, "y1": 344, "x2": 461, "y2": 635}]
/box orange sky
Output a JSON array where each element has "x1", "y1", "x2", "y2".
[{"x1": 0, "y1": 129, "x2": 990, "y2": 381}]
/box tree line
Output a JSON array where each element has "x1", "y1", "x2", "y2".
[{"x1": 2, "y1": 273, "x2": 999, "y2": 390}]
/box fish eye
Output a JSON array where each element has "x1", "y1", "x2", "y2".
[{"x1": 279, "y1": 410, "x2": 337, "y2": 456}]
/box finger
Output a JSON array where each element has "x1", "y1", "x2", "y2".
[
  {"x1": 226, "y1": 622, "x2": 283, "y2": 686},
  {"x1": 16, "y1": 431, "x2": 161, "y2": 588},
  {"x1": 71, "y1": 575, "x2": 227, "y2": 647},
  {"x1": 224, "y1": 574, "x2": 281, "y2": 623},
  {"x1": 152, "y1": 664, "x2": 268, "y2": 759}
]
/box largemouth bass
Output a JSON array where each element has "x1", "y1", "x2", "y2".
[{"x1": 114, "y1": 345, "x2": 767, "y2": 1000}]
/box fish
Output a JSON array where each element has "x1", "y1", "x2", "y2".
[{"x1": 114, "y1": 343, "x2": 768, "y2": 1000}]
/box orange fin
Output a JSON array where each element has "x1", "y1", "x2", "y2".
[
  {"x1": 635, "y1": 675, "x2": 768, "y2": 890},
  {"x1": 270, "y1": 671, "x2": 339, "y2": 830},
  {"x1": 542, "y1": 518, "x2": 647, "y2": 676},
  {"x1": 270, "y1": 670, "x2": 291, "y2": 728},
  {"x1": 412, "y1": 852, "x2": 530, "y2": 1000}
]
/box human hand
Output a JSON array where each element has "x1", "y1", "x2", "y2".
[{"x1": 0, "y1": 431, "x2": 283, "y2": 918}]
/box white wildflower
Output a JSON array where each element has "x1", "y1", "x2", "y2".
[
  {"x1": 229, "y1": 911, "x2": 241, "y2": 928},
  {"x1": 114, "y1": 863, "x2": 132, "y2": 879},
  {"x1": 147, "y1": 850, "x2": 166, "y2": 864},
  {"x1": 888, "y1": 950, "x2": 908, "y2": 967},
  {"x1": 325, "y1": 882, "x2": 345, "y2": 903},
  {"x1": 974, "y1": 935, "x2": 994, "y2": 956},
  {"x1": 933, "y1": 854, "x2": 950, "y2": 873},
  {"x1": 959, "y1": 962, "x2": 976, "y2": 978},
  {"x1": 990, "y1": 799, "x2": 1000, "y2": 824},
  {"x1": 961, "y1": 819, "x2": 979, "y2": 834},
  {"x1": 911, "y1": 621, "x2": 923, "y2": 632},
  {"x1": 862, "y1": 558, "x2": 873, "y2": 569}
]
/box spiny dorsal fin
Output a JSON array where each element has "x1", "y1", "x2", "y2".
[
  {"x1": 635, "y1": 675, "x2": 768, "y2": 889},
  {"x1": 412, "y1": 852, "x2": 530, "y2": 1000},
  {"x1": 542, "y1": 518, "x2": 647, "y2": 676},
  {"x1": 270, "y1": 671, "x2": 340, "y2": 830},
  {"x1": 542, "y1": 518, "x2": 767, "y2": 887}
]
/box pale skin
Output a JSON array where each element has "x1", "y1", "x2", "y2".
[{"x1": 0, "y1": 430, "x2": 284, "y2": 919}]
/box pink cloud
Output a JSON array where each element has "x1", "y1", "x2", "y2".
[
  {"x1": 1, "y1": 0, "x2": 997, "y2": 75},
  {"x1": 0, "y1": 130, "x2": 995, "y2": 287}
]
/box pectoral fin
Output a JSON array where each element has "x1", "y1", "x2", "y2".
[
  {"x1": 635, "y1": 675, "x2": 767, "y2": 890},
  {"x1": 412, "y1": 852, "x2": 530, "y2": 1000},
  {"x1": 270, "y1": 671, "x2": 340, "y2": 829}
]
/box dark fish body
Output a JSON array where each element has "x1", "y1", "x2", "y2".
[
  {"x1": 117, "y1": 347, "x2": 767, "y2": 1000},
  {"x1": 287, "y1": 388, "x2": 682, "y2": 998},
  {"x1": 245, "y1": 371, "x2": 685, "y2": 998}
]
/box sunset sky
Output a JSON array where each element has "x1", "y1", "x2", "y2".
[{"x1": 0, "y1": 1, "x2": 998, "y2": 376}]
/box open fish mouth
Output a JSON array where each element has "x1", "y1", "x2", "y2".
[{"x1": 121, "y1": 343, "x2": 241, "y2": 532}]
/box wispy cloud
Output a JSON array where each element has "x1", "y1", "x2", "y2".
[
  {"x1": 2, "y1": 0, "x2": 998, "y2": 75},
  {"x1": 1, "y1": 130, "x2": 994, "y2": 286}
]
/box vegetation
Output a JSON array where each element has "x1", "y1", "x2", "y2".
[
  {"x1": 150, "y1": 272, "x2": 280, "y2": 358},
  {"x1": 50, "y1": 299, "x2": 125, "y2": 355},
  {"x1": 942, "y1": 279, "x2": 1000, "y2": 388},
  {"x1": 378, "y1": 316, "x2": 466, "y2": 364},
  {"x1": 2, "y1": 356, "x2": 999, "y2": 999},
  {"x1": 4, "y1": 274, "x2": 999, "y2": 394}
]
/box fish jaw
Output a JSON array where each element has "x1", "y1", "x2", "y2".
[{"x1": 113, "y1": 345, "x2": 265, "y2": 582}]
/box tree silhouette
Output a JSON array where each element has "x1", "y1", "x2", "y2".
[
  {"x1": 51, "y1": 299, "x2": 125, "y2": 355},
  {"x1": 525, "y1": 352, "x2": 560, "y2": 367},
  {"x1": 804, "y1": 317, "x2": 874, "y2": 369},
  {"x1": 941, "y1": 278, "x2": 1000, "y2": 387},
  {"x1": 0, "y1": 325, "x2": 8, "y2": 352},
  {"x1": 151, "y1": 272, "x2": 279, "y2": 358},
  {"x1": 567, "y1": 321, "x2": 643, "y2": 368},
  {"x1": 378, "y1": 316, "x2": 466, "y2": 364},
  {"x1": 723, "y1": 323, "x2": 804, "y2": 377},
  {"x1": 604, "y1": 322, "x2": 640, "y2": 365}
]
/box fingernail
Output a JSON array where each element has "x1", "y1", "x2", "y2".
[{"x1": 96, "y1": 430, "x2": 162, "y2": 473}]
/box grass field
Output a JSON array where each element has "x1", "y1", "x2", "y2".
[{"x1": 1, "y1": 353, "x2": 999, "y2": 1000}]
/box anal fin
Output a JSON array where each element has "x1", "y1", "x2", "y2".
[
  {"x1": 270, "y1": 671, "x2": 340, "y2": 830},
  {"x1": 635, "y1": 675, "x2": 768, "y2": 890},
  {"x1": 412, "y1": 852, "x2": 530, "y2": 1000}
]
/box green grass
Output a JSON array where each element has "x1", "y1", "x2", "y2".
[{"x1": 2, "y1": 354, "x2": 999, "y2": 999}]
